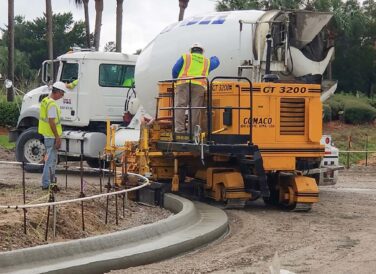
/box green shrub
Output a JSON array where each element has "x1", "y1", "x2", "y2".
[
  {"x1": 323, "y1": 104, "x2": 332, "y2": 122},
  {"x1": 328, "y1": 97, "x2": 345, "y2": 120},
  {"x1": 344, "y1": 102, "x2": 376, "y2": 124},
  {"x1": 0, "y1": 101, "x2": 20, "y2": 127},
  {"x1": 369, "y1": 100, "x2": 376, "y2": 109}
]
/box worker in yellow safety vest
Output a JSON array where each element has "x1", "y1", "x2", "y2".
[
  {"x1": 38, "y1": 81, "x2": 66, "y2": 190},
  {"x1": 172, "y1": 42, "x2": 220, "y2": 133},
  {"x1": 65, "y1": 79, "x2": 78, "y2": 89}
]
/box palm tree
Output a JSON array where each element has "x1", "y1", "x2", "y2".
[
  {"x1": 178, "y1": 0, "x2": 190, "y2": 21},
  {"x1": 116, "y1": 0, "x2": 124, "y2": 52},
  {"x1": 94, "y1": 0, "x2": 103, "y2": 51},
  {"x1": 73, "y1": 0, "x2": 91, "y2": 48},
  {"x1": 46, "y1": 0, "x2": 53, "y2": 81},
  {"x1": 7, "y1": 0, "x2": 14, "y2": 101}
]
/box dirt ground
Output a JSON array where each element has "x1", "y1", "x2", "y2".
[
  {"x1": 2, "y1": 141, "x2": 376, "y2": 273},
  {"x1": 110, "y1": 164, "x2": 376, "y2": 274},
  {"x1": 0, "y1": 147, "x2": 171, "y2": 251}
]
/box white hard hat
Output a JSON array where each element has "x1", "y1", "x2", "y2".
[
  {"x1": 190, "y1": 42, "x2": 204, "y2": 52},
  {"x1": 52, "y1": 81, "x2": 68, "y2": 93}
]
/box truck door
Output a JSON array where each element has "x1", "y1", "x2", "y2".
[
  {"x1": 59, "y1": 61, "x2": 79, "y2": 122},
  {"x1": 98, "y1": 63, "x2": 135, "y2": 120}
]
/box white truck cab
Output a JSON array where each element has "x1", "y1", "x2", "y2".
[{"x1": 11, "y1": 49, "x2": 137, "y2": 170}]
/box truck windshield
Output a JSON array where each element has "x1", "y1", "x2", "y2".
[
  {"x1": 99, "y1": 64, "x2": 135, "y2": 88},
  {"x1": 60, "y1": 62, "x2": 79, "y2": 83}
]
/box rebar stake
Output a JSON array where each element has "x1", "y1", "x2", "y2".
[
  {"x1": 365, "y1": 134, "x2": 369, "y2": 166},
  {"x1": 80, "y1": 139, "x2": 86, "y2": 231},
  {"x1": 99, "y1": 153, "x2": 103, "y2": 193},
  {"x1": 115, "y1": 193, "x2": 119, "y2": 225},
  {"x1": 45, "y1": 186, "x2": 55, "y2": 241},
  {"x1": 105, "y1": 170, "x2": 111, "y2": 225},
  {"x1": 45, "y1": 204, "x2": 51, "y2": 241},
  {"x1": 81, "y1": 199, "x2": 85, "y2": 231},
  {"x1": 122, "y1": 193, "x2": 125, "y2": 218},
  {"x1": 65, "y1": 138, "x2": 68, "y2": 190},
  {"x1": 22, "y1": 161, "x2": 27, "y2": 235}
]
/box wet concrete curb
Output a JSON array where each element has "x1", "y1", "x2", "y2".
[{"x1": 0, "y1": 194, "x2": 228, "y2": 274}]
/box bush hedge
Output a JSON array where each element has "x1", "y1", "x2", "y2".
[
  {"x1": 323, "y1": 104, "x2": 332, "y2": 122},
  {"x1": 344, "y1": 102, "x2": 376, "y2": 124},
  {"x1": 328, "y1": 97, "x2": 345, "y2": 120},
  {"x1": 0, "y1": 101, "x2": 20, "y2": 127},
  {"x1": 327, "y1": 93, "x2": 376, "y2": 123}
]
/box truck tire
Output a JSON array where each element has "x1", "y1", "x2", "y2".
[{"x1": 15, "y1": 127, "x2": 45, "y2": 172}]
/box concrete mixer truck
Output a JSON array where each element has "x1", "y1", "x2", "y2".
[{"x1": 135, "y1": 9, "x2": 337, "y2": 114}]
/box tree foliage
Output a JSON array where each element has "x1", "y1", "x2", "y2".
[
  {"x1": 0, "y1": 46, "x2": 35, "y2": 83},
  {"x1": 104, "y1": 41, "x2": 116, "y2": 52},
  {"x1": 216, "y1": 0, "x2": 376, "y2": 96},
  {"x1": 1, "y1": 13, "x2": 86, "y2": 71}
]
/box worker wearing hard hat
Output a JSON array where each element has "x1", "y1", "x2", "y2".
[
  {"x1": 38, "y1": 81, "x2": 67, "y2": 190},
  {"x1": 65, "y1": 79, "x2": 78, "y2": 89},
  {"x1": 172, "y1": 43, "x2": 220, "y2": 133}
]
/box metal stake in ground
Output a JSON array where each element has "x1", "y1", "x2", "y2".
[
  {"x1": 99, "y1": 153, "x2": 103, "y2": 193},
  {"x1": 45, "y1": 185, "x2": 55, "y2": 241},
  {"x1": 115, "y1": 192, "x2": 119, "y2": 225},
  {"x1": 365, "y1": 134, "x2": 368, "y2": 166},
  {"x1": 105, "y1": 168, "x2": 111, "y2": 224},
  {"x1": 65, "y1": 138, "x2": 69, "y2": 190},
  {"x1": 80, "y1": 139, "x2": 85, "y2": 231},
  {"x1": 22, "y1": 161, "x2": 27, "y2": 235},
  {"x1": 113, "y1": 162, "x2": 118, "y2": 225},
  {"x1": 123, "y1": 193, "x2": 126, "y2": 218}
]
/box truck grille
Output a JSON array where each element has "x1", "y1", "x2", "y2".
[{"x1": 280, "y1": 98, "x2": 305, "y2": 135}]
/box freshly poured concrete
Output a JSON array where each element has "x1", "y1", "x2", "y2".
[{"x1": 0, "y1": 194, "x2": 228, "y2": 274}]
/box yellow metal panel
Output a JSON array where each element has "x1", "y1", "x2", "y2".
[
  {"x1": 263, "y1": 156, "x2": 295, "y2": 170},
  {"x1": 213, "y1": 172, "x2": 244, "y2": 189},
  {"x1": 309, "y1": 97, "x2": 323, "y2": 143},
  {"x1": 293, "y1": 176, "x2": 319, "y2": 203}
]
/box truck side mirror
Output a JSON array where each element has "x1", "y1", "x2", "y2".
[{"x1": 42, "y1": 60, "x2": 53, "y2": 84}]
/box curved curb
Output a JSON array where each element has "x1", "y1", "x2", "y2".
[{"x1": 0, "y1": 194, "x2": 228, "y2": 274}]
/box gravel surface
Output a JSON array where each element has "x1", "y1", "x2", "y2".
[
  {"x1": 2, "y1": 144, "x2": 376, "y2": 273},
  {"x1": 110, "y1": 165, "x2": 376, "y2": 274}
]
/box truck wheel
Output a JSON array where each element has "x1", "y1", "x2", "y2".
[{"x1": 15, "y1": 127, "x2": 45, "y2": 172}]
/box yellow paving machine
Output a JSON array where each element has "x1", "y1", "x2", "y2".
[{"x1": 106, "y1": 75, "x2": 324, "y2": 211}]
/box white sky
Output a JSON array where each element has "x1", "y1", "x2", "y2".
[{"x1": 0, "y1": 0, "x2": 217, "y2": 54}]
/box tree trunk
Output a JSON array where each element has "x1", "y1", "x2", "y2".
[
  {"x1": 178, "y1": 0, "x2": 189, "y2": 21},
  {"x1": 7, "y1": 0, "x2": 14, "y2": 102},
  {"x1": 94, "y1": 0, "x2": 103, "y2": 51},
  {"x1": 116, "y1": 0, "x2": 124, "y2": 52},
  {"x1": 83, "y1": 0, "x2": 91, "y2": 48},
  {"x1": 46, "y1": 0, "x2": 53, "y2": 82}
]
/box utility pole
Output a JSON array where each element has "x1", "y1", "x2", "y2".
[
  {"x1": 7, "y1": 0, "x2": 14, "y2": 102},
  {"x1": 178, "y1": 0, "x2": 189, "y2": 21},
  {"x1": 46, "y1": 0, "x2": 54, "y2": 83}
]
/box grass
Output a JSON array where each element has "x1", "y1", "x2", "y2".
[
  {"x1": 0, "y1": 135, "x2": 15, "y2": 150},
  {"x1": 324, "y1": 121, "x2": 376, "y2": 166}
]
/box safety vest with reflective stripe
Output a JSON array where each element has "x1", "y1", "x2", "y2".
[
  {"x1": 177, "y1": 53, "x2": 210, "y2": 87},
  {"x1": 66, "y1": 79, "x2": 78, "y2": 89},
  {"x1": 38, "y1": 97, "x2": 62, "y2": 137}
]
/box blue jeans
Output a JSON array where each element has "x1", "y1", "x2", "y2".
[{"x1": 41, "y1": 138, "x2": 57, "y2": 188}]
